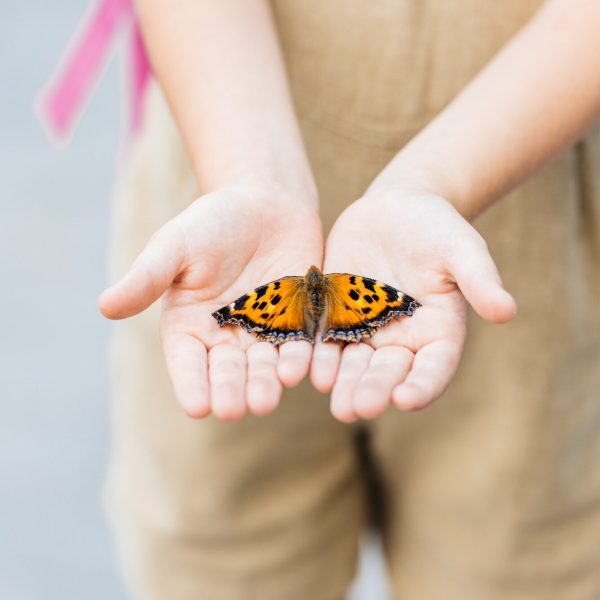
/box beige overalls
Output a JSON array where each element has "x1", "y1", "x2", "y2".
[{"x1": 106, "y1": 2, "x2": 600, "y2": 598}]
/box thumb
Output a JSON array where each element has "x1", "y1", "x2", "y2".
[
  {"x1": 98, "y1": 222, "x2": 185, "y2": 320},
  {"x1": 448, "y1": 234, "x2": 517, "y2": 323}
]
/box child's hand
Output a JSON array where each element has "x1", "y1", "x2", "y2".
[
  {"x1": 99, "y1": 182, "x2": 322, "y2": 420},
  {"x1": 311, "y1": 189, "x2": 517, "y2": 422}
]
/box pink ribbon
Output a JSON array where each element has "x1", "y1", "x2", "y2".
[{"x1": 37, "y1": 0, "x2": 151, "y2": 145}]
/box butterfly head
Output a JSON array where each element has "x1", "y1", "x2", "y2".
[{"x1": 305, "y1": 265, "x2": 323, "y2": 287}]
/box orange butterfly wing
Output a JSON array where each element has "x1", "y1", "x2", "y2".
[
  {"x1": 322, "y1": 274, "x2": 421, "y2": 342},
  {"x1": 212, "y1": 276, "x2": 313, "y2": 345}
]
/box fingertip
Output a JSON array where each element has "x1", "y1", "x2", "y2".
[
  {"x1": 310, "y1": 343, "x2": 341, "y2": 394},
  {"x1": 97, "y1": 282, "x2": 142, "y2": 320},
  {"x1": 96, "y1": 288, "x2": 110, "y2": 319},
  {"x1": 173, "y1": 375, "x2": 211, "y2": 418},
  {"x1": 209, "y1": 345, "x2": 247, "y2": 421},
  {"x1": 310, "y1": 374, "x2": 332, "y2": 394},
  {"x1": 248, "y1": 402, "x2": 278, "y2": 417},
  {"x1": 181, "y1": 401, "x2": 211, "y2": 420},
  {"x1": 329, "y1": 342, "x2": 372, "y2": 423},
  {"x1": 353, "y1": 397, "x2": 386, "y2": 420},
  {"x1": 248, "y1": 406, "x2": 277, "y2": 418},
  {"x1": 353, "y1": 381, "x2": 395, "y2": 420},
  {"x1": 246, "y1": 379, "x2": 281, "y2": 417},
  {"x1": 478, "y1": 287, "x2": 517, "y2": 324},
  {"x1": 352, "y1": 383, "x2": 390, "y2": 420},
  {"x1": 494, "y1": 290, "x2": 517, "y2": 323},
  {"x1": 212, "y1": 395, "x2": 246, "y2": 421},
  {"x1": 451, "y1": 237, "x2": 517, "y2": 324},
  {"x1": 330, "y1": 386, "x2": 359, "y2": 422},
  {"x1": 172, "y1": 377, "x2": 211, "y2": 418},
  {"x1": 277, "y1": 341, "x2": 312, "y2": 387},
  {"x1": 392, "y1": 383, "x2": 431, "y2": 411},
  {"x1": 246, "y1": 342, "x2": 282, "y2": 416},
  {"x1": 278, "y1": 365, "x2": 306, "y2": 388},
  {"x1": 97, "y1": 287, "x2": 115, "y2": 319},
  {"x1": 330, "y1": 402, "x2": 358, "y2": 423}
]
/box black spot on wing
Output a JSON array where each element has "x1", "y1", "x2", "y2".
[
  {"x1": 254, "y1": 285, "x2": 268, "y2": 300},
  {"x1": 381, "y1": 285, "x2": 399, "y2": 302},
  {"x1": 258, "y1": 301, "x2": 267, "y2": 310},
  {"x1": 233, "y1": 294, "x2": 249, "y2": 311},
  {"x1": 362, "y1": 307, "x2": 371, "y2": 314},
  {"x1": 372, "y1": 294, "x2": 379, "y2": 302},
  {"x1": 364, "y1": 295, "x2": 373, "y2": 304},
  {"x1": 271, "y1": 294, "x2": 282, "y2": 305},
  {"x1": 252, "y1": 301, "x2": 259, "y2": 310},
  {"x1": 273, "y1": 281, "x2": 281, "y2": 290},
  {"x1": 260, "y1": 312, "x2": 270, "y2": 320},
  {"x1": 348, "y1": 289, "x2": 360, "y2": 301},
  {"x1": 349, "y1": 275, "x2": 356, "y2": 285},
  {"x1": 362, "y1": 277, "x2": 376, "y2": 292}
]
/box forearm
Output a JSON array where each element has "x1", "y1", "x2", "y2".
[
  {"x1": 370, "y1": 0, "x2": 600, "y2": 219},
  {"x1": 135, "y1": 0, "x2": 315, "y2": 203}
]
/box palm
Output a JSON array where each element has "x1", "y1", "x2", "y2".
[
  {"x1": 312, "y1": 191, "x2": 515, "y2": 421},
  {"x1": 100, "y1": 185, "x2": 322, "y2": 419}
]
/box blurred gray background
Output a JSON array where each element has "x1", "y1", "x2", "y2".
[
  {"x1": 1, "y1": 1, "x2": 121, "y2": 598},
  {"x1": 1, "y1": 1, "x2": 390, "y2": 598}
]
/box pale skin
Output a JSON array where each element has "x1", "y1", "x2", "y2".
[{"x1": 99, "y1": 0, "x2": 600, "y2": 422}]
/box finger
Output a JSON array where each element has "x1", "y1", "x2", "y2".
[
  {"x1": 392, "y1": 340, "x2": 462, "y2": 411},
  {"x1": 330, "y1": 343, "x2": 374, "y2": 422},
  {"x1": 98, "y1": 222, "x2": 184, "y2": 320},
  {"x1": 352, "y1": 346, "x2": 413, "y2": 420},
  {"x1": 449, "y1": 236, "x2": 517, "y2": 324},
  {"x1": 310, "y1": 338, "x2": 342, "y2": 394},
  {"x1": 162, "y1": 331, "x2": 210, "y2": 418},
  {"x1": 246, "y1": 342, "x2": 282, "y2": 416},
  {"x1": 208, "y1": 344, "x2": 247, "y2": 421},
  {"x1": 277, "y1": 340, "x2": 312, "y2": 388}
]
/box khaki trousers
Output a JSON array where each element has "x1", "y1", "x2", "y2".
[{"x1": 106, "y1": 2, "x2": 600, "y2": 598}]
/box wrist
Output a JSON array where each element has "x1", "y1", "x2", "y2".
[
  {"x1": 366, "y1": 130, "x2": 494, "y2": 221},
  {"x1": 367, "y1": 159, "x2": 472, "y2": 215},
  {"x1": 215, "y1": 175, "x2": 319, "y2": 212},
  {"x1": 192, "y1": 142, "x2": 318, "y2": 210}
]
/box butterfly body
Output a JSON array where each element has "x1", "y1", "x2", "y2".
[
  {"x1": 212, "y1": 266, "x2": 420, "y2": 345},
  {"x1": 303, "y1": 265, "x2": 328, "y2": 334}
]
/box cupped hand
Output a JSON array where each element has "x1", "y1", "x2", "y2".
[
  {"x1": 99, "y1": 182, "x2": 322, "y2": 420},
  {"x1": 311, "y1": 190, "x2": 516, "y2": 422}
]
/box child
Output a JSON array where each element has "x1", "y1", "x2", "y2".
[{"x1": 94, "y1": 1, "x2": 600, "y2": 598}]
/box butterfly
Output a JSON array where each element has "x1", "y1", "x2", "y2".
[{"x1": 212, "y1": 266, "x2": 421, "y2": 345}]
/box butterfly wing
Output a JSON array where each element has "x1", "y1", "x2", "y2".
[
  {"x1": 321, "y1": 273, "x2": 421, "y2": 342},
  {"x1": 212, "y1": 276, "x2": 314, "y2": 345}
]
